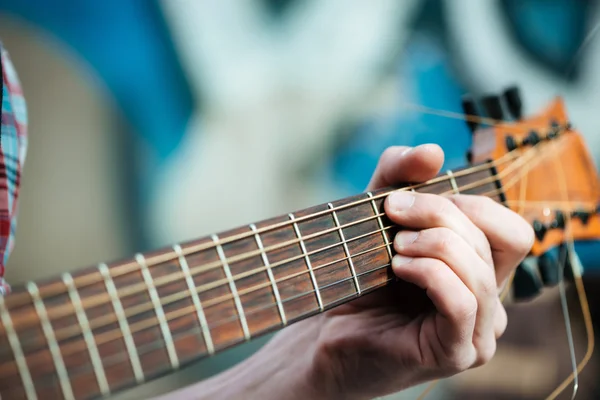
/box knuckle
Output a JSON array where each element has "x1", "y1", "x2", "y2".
[
  {"x1": 481, "y1": 281, "x2": 497, "y2": 302},
  {"x1": 444, "y1": 345, "x2": 477, "y2": 373},
  {"x1": 478, "y1": 269, "x2": 497, "y2": 298},
  {"x1": 474, "y1": 338, "x2": 497, "y2": 367},
  {"x1": 379, "y1": 146, "x2": 403, "y2": 166},
  {"x1": 428, "y1": 227, "x2": 456, "y2": 254},
  {"x1": 416, "y1": 194, "x2": 453, "y2": 225},
  {"x1": 454, "y1": 291, "x2": 478, "y2": 322},
  {"x1": 494, "y1": 305, "x2": 508, "y2": 339},
  {"x1": 452, "y1": 194, "x2": 491, "y2": 220},
  {"x1": 432, "y1": 197, "x2": 453, "y2": 224}
]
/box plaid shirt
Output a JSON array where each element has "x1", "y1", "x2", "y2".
[{"x1": 0, "y1": 42, "x2": 28, "y2": 295}]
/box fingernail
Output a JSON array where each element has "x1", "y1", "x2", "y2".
[
  {"x1": 392, "y1": 254, "x2": 413, "y2": 268},
  {"x1": 388, "y1": 191, "x2": 415, "y2": 212},
  {"x1": 395, "y1": 231, "x2": 419, "y2": 250}
]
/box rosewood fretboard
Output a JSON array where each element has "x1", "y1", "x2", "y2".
[{"x1": 0, "y1": 161, "x2": 506, "y2": 400}]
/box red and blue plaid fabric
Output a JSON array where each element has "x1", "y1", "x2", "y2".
[{"x1": 0, "y1": 42, "x2": 28, "y2": 295}]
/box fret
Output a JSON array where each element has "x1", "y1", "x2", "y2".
[
  {"x1": 447, "y1": 170, "x2": 460, "y2": 194},
  {"x1": 62, "y1": 273, "x2": 110, "y2": 396},
  {"x1": 173, "y1": 244, "x2": 215, "y2": 355},
  {"x1": 327, "y1": 203, "x2": 361, "y2": 295},
  {"x1": 98, "y1": 263, "x2": 145, "y2": 384},
  {"x1": 27, "y1": 282, "x2": 75, "y2": 400},
  {"x1": 0, "y1": 297, "x2": 37, "y2": 400},
  {"x1": 135, "y1": 253, "x2": 180, "y2": 369},
  {"x1": 367, "y1": 192, "x2": 393, "y2": 260},
  {"x1": 454, "y1": 166, "x2": 499, "y2": 198},
  {"x1": 249, "y1": 224, "x2": 287, "y2": 325},
  {"x1": 211, "y1": 234, "x2": 251, "y2": 340},
  {"x1": 288, "y1": 213, "x2": 324, "y2": 312}
]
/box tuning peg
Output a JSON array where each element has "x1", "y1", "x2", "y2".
[
  {"x1": 503, "y1": 86, "x2": 522, "y2": 120},
  {"x1": 505, "y1": 135, "x2": 518, "y2": 152},
  {"x1": 512, "y1": 262, "x2": 543, "y2": 301},
  {"x1": 521, "y1": 130, "x2": 540, "y2": 146},
  {"x1": 461, "y1": 96, "x2": 479, "y2": 132},
  {"x1": 551, "y1": 210, "x2": 566, "y2": 229},
  {"x1": 482, "y1": 95, "x2": 504, "y2": 121},
  {"x1": 465, "y1": 150, "x2": 473, "y2": 164},
  {"x1": 572, "y1": 210, "x2": 591, "y2": 224},
  {"x1": 538, "y1": 252, "x2": 559, "y2": 287},
  {"x1": 532, "y1": 220, "x2": 547, "y2": 241}
]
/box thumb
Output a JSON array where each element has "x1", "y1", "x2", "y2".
[{"x1": 367, "y1": 144, "x2": 445, "y2": 190}]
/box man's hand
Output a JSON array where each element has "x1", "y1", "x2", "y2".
[
  {"x1": 158, "y1": 144, "x2": 534, "y2": 400},
  {"x1": 307, "y1": 144, "x2": 534, "y2": 399}
]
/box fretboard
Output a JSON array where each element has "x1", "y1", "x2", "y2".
[{"x1": 0, "y1": 161, "x2": 506, "y2": 400}]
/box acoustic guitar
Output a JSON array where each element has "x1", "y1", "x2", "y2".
[{"x1": 0, "y1": 88, "x2": 598, "y2": 399}]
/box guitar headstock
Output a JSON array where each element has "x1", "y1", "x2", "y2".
[{"x1": 463, "y1": 88, "x2": 600, "y2": 299}]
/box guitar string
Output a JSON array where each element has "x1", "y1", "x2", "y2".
[
  {"x1": 1, "y1": 149, "x2": 527, "y2": 335},
  {"x1": 1, "y1": 144, "x2": 531, "y2": 308},
  {"x1": 551, "y1": 137, "x2": 579, "y2": 400},
  {"x1": 537, "y1": 17, "x2": 600, "y2": 399},
  {"x1": 1, "y1": 272, "x2": 398, "y2": 398},
  {"x1": 0, "y1": 162, "x2": 518, "y2": 362},
  {"x1": 0, "y1": 141, "x2": 550, "y2": 382},
  {"x1": 543, "y1": 134, "x2": 595, "y2": 400},
  {"x1": 4, "y1": 157, "x2": 541, "y2": 390},
  {"x1": 0, "y1": 137, "x2": 544, "y2": 372},
  {"x1": 2, "y1": 154, "x2": 516, "y2": 309},
  {"x1": 0, "y1": 156, "x2": 520, "y2": 371},
  {"x1": 4, "y1": 145, "x2": 534, "y2": 349},
  {"x1": 9, "y1": 134, "x2": 592, "y2": 396},
  {"x1": 0, "y1": 119, "x2": 572, "y2": 394},
  {"x1": 0, "y1": 164, "x2": 533, "y2": 379}
]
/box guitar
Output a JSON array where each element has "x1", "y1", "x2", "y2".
[{"x1": 0, "y1": 89, "x2": 598, "y2": 400}]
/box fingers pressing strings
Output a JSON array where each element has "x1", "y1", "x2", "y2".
[
  {"x1": 0, "y1": 142, "x2": 556, "y2": 396},
  {"x1": 0, "y1": 143, "x2": 540, "y2": 372},
  {"x1": 5, "y1": 148, "x2": 524, "y2": 329},
  {"x1": 415, "y1": 133, "x2": 567, "y2": 400},
  {"x1": 5, "y1": 113, "x2": 568, "y2": 393},
  {"x1": 3, "y1": 146, "x2": 519, "y2": 313},
  {"x1": 0, "y1": 145, "x2": 544, "y2": 386}
]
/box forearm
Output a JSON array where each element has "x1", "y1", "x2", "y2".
[{"x1": 155, "y1": 317, "x2": 326, "y2": 400}]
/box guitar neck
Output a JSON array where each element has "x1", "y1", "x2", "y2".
[{"x1": 0, "y1": 162, "x2": 505, "y2": 400}]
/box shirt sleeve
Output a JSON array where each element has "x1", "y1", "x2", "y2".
[{"x1": 0, "y1": 41, "x2": 28, "y2": 295}]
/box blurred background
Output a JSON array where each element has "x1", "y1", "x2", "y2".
[{"x1": 1, "y1": 0, "x2": 600, "y2": 399}]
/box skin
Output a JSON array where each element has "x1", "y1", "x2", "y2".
[{"x1": 157, "y1": 144, "x2": 534, "y2": 400}]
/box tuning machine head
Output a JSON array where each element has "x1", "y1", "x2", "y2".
[
  {"x1": 512, "y1": 261, "x2": 543, "y2": 301},
  {"x1": 461, "y1": 96, "x2": 479, "y2": 133},
  {"x1": 502, "y1": 86, "x2": 522, "y2": 120},
  {"x1": 461, "y1": 85, "x2": 523, "y2": 135}
]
